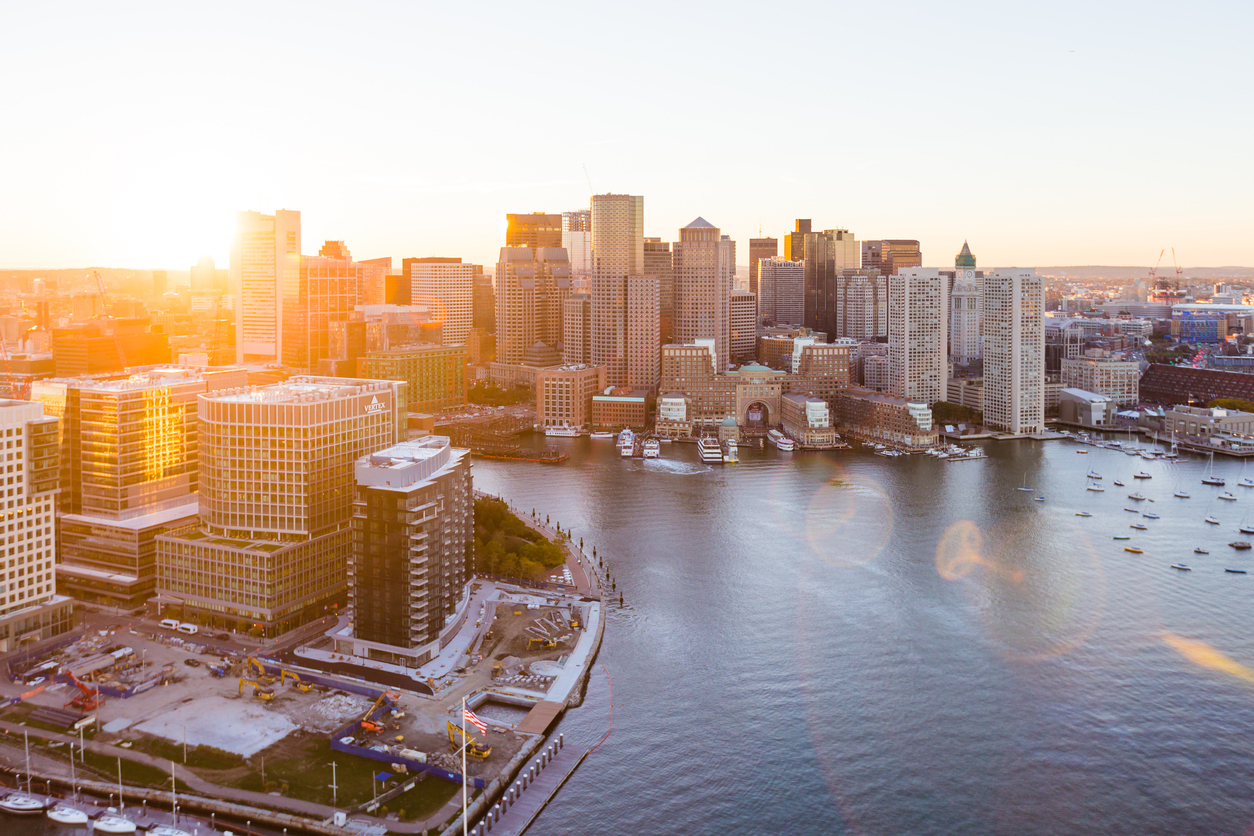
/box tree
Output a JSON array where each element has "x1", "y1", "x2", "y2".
[{"x1": 1208, "y1": 398, "x2": 1254, "y2": 413}]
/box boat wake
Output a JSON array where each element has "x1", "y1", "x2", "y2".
[{"x1": 640, "y1": 459, "x2": 712, "y2": 476}]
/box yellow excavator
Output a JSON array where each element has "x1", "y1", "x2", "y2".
[
  {"x1": 447, "y1": 721, "x2": 491, "y2": 759},
  {"x1": 281, "y1": 669, "x2": 312, "y2": 692},
  {"x1": 239, "y1": 677, "x2": 274, "y2": 700},
  {"x1": 246, "y1": 656, "x2": 277, "y2": 685},
  {"x1": 527, "y1": 637, "x2": 557, "y2": 650}
]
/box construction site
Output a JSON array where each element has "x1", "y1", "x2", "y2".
[{"x1": 0, "y1": 575, "x2": 606, "y2": 832}]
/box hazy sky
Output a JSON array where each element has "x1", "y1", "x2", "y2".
[{"x1": 2, "y1": 1, "x2": 1251, "y2": 271}]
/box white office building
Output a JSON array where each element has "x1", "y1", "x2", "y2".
[
  {"x1": 888, "y1": 269, "x2": 947, "y2": 405},
  {"x1": 983, "y1": 269, "x2": 1045, "y2": 434},
  {"x1": 232, "y1": 209, "x2": 300, "y2": 364}
]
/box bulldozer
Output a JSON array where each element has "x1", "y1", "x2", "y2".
[
  {"x1": 527, "y1": 637, "x2": 557, "y2": 651},
  {"x1": 447, "y1": 721, "x2": 491, "y2": 759},
  {"x1": 239, "y1": 678, "x2": 274, "y2": 701}
]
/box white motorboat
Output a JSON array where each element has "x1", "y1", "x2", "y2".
[
  {"x1": 93, "y1": 811, "x2": 138, "y2": 834},
  {"x1": 1128, "y1": 493, "x2": 1147, "y2": 501},
  {"x1": 1133, "y1": 471, "x2": 1152, "y2": 479},
  {"x1": 45, "y1": 803, "x2": 88, "y2": 824},
  {"x1": 543, "y1": 423, "x2": 579, "y2": 437},
  {"x1": 722, "y1": 438, "x2": 739, "y2": 463},
  {"x1": 642, "y1": 438, "x2": 660, "y2": 459},
  {"x1": 767, "y1": 429, "x2": 795, "y2": 452},
  {"x1": 697, "y1": 437, "x2": 723, "y2": 463},
  {"x1": 589, "y1": 431, "x2": 614, "y2": 440},
  {"x1": 0, "y1": 791, "x2": 46, "y2": 815},
  {"x1": 1219, "y1": 492, "x2": 1238, "y2": 501}
]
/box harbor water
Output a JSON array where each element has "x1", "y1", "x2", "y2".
[{"x1": 10, "y1": 436, "x2": 1254, "y2": 835}]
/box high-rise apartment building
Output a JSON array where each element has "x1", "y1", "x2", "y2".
[
  {"x1": 405, "y1": 257, "x2": 475, "y2": 346},
  {"x1": 730, "y1": 291, "x2": 758, "y2": 362},
  {"x1": 748, "y1": 238, "x2": 778, "y2": 298},
  {"x1": 784, "y1": 219, "x2": 811, "y2": 262},
  {"x1": 719, "y1": 235, "x2": 737, "y2": 292},
  {"x1": 626, "y1": 276, "x2": 660, "y2": 389},
  {"x1": 889, "y1": 269, "x2": 947, "y2": 405},
  {"x1": 563, "y1": 294, "x2": 592, "y2": 365},
  {"x1": 506, "y1": 213, "x2": 563, "y2": 249},
  {"x1": 590, "y1": 194, "x2": 644, "y2": 386},
  {"x1": 0, "y1": 399, "x2": 71, "y2": 652},
  {"x1": 834, "y1": 270, "x2": 888, "y2": 341},
  {"x1": 758, "y1": 258, "x2": 805, "y2": 325},
  {"x1": 472, "y1": 270, "x2": 496, "y2": 333},
  {"x1": 346, "y1": 436, "x2": 472, "y2": 666},
  {"x1": 673, "y1": 217, "x2": 730, "y2": 372},
  {"x1": 644, "y1": 238, "x2": 675, "y2": 345},
  {"x1": 562, "y1": 210, "x2": 592, "y2": 284},
  {"x1": 950, "y1": 242, "x2": 981, "y2": 365},
  {"x1": 191, "y1": 256, "x2": 218, "y2": 292},
  {"x1": 283, "y1": 253, "x2": 361, "y2": 371},
  {"x1": 983, "y1": 269, "x2": 1045, "y2": 434},
  {"x1": 494, "y1": 247, "x2": 572, "y2": 364},
  {"x1": 232, "y1": 209, "x2": 300, "y2": 364},
  {"x1": 156, "y1": 377, "x2": 404, "y2": 635},
  {"x1": 803, "y1": 228, "x2": 860, "y2": 340},
  {"x1": 862, "y1": 240, "x2": 922, "y2": 277},
  {"x1": 33, "y1": 366, "x2": 246, "y2": 609}
]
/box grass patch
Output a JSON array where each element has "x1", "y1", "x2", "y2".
[{"x1": 126, "y1": 734, "x2": 243, "y2": 771}]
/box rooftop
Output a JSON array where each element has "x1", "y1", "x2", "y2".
[{"x1": 206, "y1": 376, "x2": 394, "y2": 404}]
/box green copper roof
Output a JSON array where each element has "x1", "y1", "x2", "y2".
[{"x1": 955, "y1": 241, "x2": 976, "y2": 268}]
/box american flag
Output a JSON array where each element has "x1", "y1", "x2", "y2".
[{"x1": 463, "y1": 705, "x2": 488, "y2": 736}]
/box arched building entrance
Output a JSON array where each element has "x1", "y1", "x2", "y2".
[{"x1": 744, "y1": 401, "x2": 771, "y2": 428}]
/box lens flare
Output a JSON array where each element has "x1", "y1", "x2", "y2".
[
  {"x1": 1163, "y1": 632, "x2": 1254, "y2": 685},
  {"x1": 804, "y1": 471, "x2": 893, "y2": 567}
]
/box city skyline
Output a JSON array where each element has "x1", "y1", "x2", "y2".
[{"x1": 2, "y1": 2, "x2": 1251, "y2": 271}]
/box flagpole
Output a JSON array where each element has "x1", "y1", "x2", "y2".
[{"x1": 462, "y1": 695, "x2": 468, "y2": 836}]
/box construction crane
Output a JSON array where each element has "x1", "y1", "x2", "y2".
[
  {"x1": 1172, "y1": 248, "x2": 1184, "y2": 290},
  {"x1": 1148, "y1": 249, "x2": 1166, "y2": 290},
  {"x1": 64, "y1": 672, "x2": 104, "y2": 711},
  {"x1": 239, "y1": 678, "x2": 274, "y2": 700},
  {"x1": 446, "y1": 721, "x2": 491, "y2": 759}
]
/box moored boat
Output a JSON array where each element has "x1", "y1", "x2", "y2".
[
  {"x1": 1195, "y1": 548, "x2": 1209, "y2": 554},
  {"x1": 45, "y1": 803, "x2": 88, "y2": 825},
  {"x1": 1170, "y1": 564, "x2": 1192, "y2": 571},
  {"x1": 642, "y1": 438, "x2": 660, "y2": 459},
  {"x1": 1226, "y1": 568, "x2": 1248, "y2": 573},
  {"x1": 1128, "y1": 493, "x2": 1147, "y2": 501},
  {"x1": 93, "y1": 811, "x2": 138, "y2": 834},
  {"x1": 589, "y1": 431, "x2": 614, "y2": 440},
  {"x1": 722, "y1": 438, "x2": 739, "y2": 463},
  {"x1": 0, "y1": 791, "x2": 46, "y2": 815},
  {"x1": 1076, "y1": 512, "x2": 1092, "y2": 517},
  {"x1": 543, "y1": 423, "x2": 580, "y2": 437},
  {"x1": 767, "y1": 429, "x2": 795, "y2": 452},
  {"x1": 1131, "y1": 524, "x2": 1148, "y2": 530},
  {"x1": 1206, "y1": 516, "x2": 1221, "y2": 525},
  {"x1": 1230, "y1": 541, "x2": 1252, "y2": 550},
  {"x1": 1113, "y1": 535, "x2": 1131, "y2": 540},
  {"x1": 1219, "y1": 492, "x2": 1238, "y2": 501},
  {"x1": 1125, "y1": 547, "x2": 1144, "y2": 553},
  {"x1": 697, "y1": 437, "x2": 723, "y2": 464}
]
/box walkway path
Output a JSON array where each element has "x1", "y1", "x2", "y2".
[{"x1": 480, "y1": 745, "x2": 587, "y2": 836}]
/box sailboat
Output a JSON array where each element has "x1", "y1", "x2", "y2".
[
  {"x1": 1240, "y1": 516, "x2": 1254, "y2": 535},
  {"x1": 0, "y1": 731, "x2": 46, "y2": 815},
  {"x1": 1239, "y1": 460, "x2": 1254, "y2": 488},
  {"x1": 92, "y1": 758, "x2": 136, "y2": 834},
  {"x1": 1086, "y1": 478, "x2": 1105, "y2": 492},
  {"x1": 1203, "y1": 452, "x2": 1226, "y2": 486},
  {"x1": 1087, "y1": 468, "x2": 1102, "y2": 480},
  {"x1": 45, "y1": 739, "x2": 88, "y2": 824},
  {"x1": 1016, "y1": 474, "x2": 1034, "y2": 492},
  {"x1": 1173, "y1": 479, "x2": 1191, "y2": 499},
  {"x1": 146, "y1": 763, "x2": 192, "y2": 836}
]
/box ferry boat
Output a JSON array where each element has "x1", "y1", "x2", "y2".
[
  {"x1": 544, "y1": 423, "x2": 580, "y2": 437},
  {"x1": 697, "y1": 437, "x2": 723, "y2": 464},
  {"x1": 722, "y1": 439, "x2": 739, "y2": 463},
  {"x1": 643, "y1": 438, "x2": 661, "y2": 459},
  {"x1": 617, "y1": 428, "x2": 635, "y2": 457},
  {"x1": 767, "y1": 429, "x2": 795, "y2": 452}
]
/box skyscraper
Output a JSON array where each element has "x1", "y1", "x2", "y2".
[
  {"x1": 784, "y1": 219, "x2": 811, "y2": 262},
  {"x1": 405, "y1": 257, "x2": 475, "y2": 346},
  {"x1": 950, "y1": 242, "x2": 981, "y2": 366},
  {"x1": 626, "y1": 276, "x2": 660, "y2": 389},
  {"x1": 862, "y1": 240, "x2": 922, "y2": 277},
  {"x1": 834, "y1": 270, "x2": 887, "y2": 340},
  {"x1": 563, "y1": 293, "x2": 592, "y2": 365},
  {"x1": 0, "y1": 399, "x2": 71, "y2": 652},
  {"x1": 730, "y1": 291, "x2": 758, "y2": 362},
  {"x1": 232, "y1": 209, "x2": 300, "y2": 364},
  {"x1": 156, "y1": 377, "x2": 405, "y2": 635},
  {"x1": 348, "y1": 436, "x2": 472, "y2": 665},
  {"x1": 284, "y1": 251, "x2": 362, "y2": 371},
  {"x1": 719, "y1": 235, "x2": 737, "y2": 291},
  {"x1": 33, "y1": 366, "x2": 246, "y2": 609},
  {"x1": 673, "y1": 217, "x2": 730, "y2": 372},
  {"x1": 888, "y1": 269, "x2": 946, "y2": 405},
  {"x1": 506, "y1": 213, "x2": 563, "y2": 249},
  {"x1": 758, "y1": 257, "x2": 805, "y2": 325},
  {"x1": 803, "y1": 228, "x2": 860, "y2": 340},
  {"x1": 748, "y1": 237, "x2": 778, "y2": 298},
  {"x1": 983, "y1": 269, "x2": 1045, "y2": 434},
  {"x1": 494, "y1": 247, "x2": 572, "y2": 364},
  {"x1": 190, "y1": 255, "x2": 217, "y2": 292},
  {"x1": 562, "y1": 209, "x2": 592, "y2": 286},
  {"x1": 644, "y1": 238, "x2": 675, "y2": 345},
  {"x1": 590, "y1": 194, "x2": 644, "y2": 386}
]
